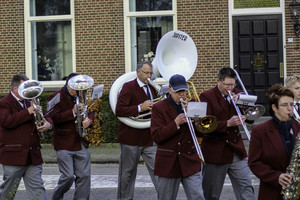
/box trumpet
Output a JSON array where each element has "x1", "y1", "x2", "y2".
[
  {"x1": 129, "y1": 78, "x2": 167, "y2": 121},
  {"x1": 180, "y1": 98, "x2": 205, "y2": 162},
  {"x1": 227, "y1": 90, "x2": 251, "y2": 140}
]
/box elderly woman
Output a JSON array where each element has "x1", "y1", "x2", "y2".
[{"x1": 248, "y1": 84, "x2": 300, "y2": 200}]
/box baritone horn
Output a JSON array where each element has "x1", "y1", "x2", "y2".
[
  {"x1": 18, "y1": 80, "x2": 45, "y2": 138},
  {"x1": 68, "y1": 74, "x2": 94, "y2": 137}
]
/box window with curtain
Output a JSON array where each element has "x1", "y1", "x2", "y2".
[
  {"x1": 27, "y1": 0, "x2": 73, "y2": 82},
  {"x1": 126, "y1": 0, "x2": 175, "y2": 71}
]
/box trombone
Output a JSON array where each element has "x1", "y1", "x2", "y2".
[
  {"x1": 233, "y1": 69, "x2": 265, "y2": 122},
  {"x1": 228, "y1": 69, "x2": 266, "y2": 141},
  {"x1": 180, "y1": 98, "x2": 205, "y2": 163},
  {"x1": 186, "y1": 81, "x2": 218, "y2": 134},
  {"x1": 227, "y1": 90, "x2": 251, "y2": 140}
]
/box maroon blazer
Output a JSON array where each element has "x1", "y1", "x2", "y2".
[
  {"x1": 248, "y1": 119, "x2": 300, "y2": 200},
  {"x1": 0, "y1": 92, "x2": 42, "y2": 165},
  {"x1": 49, "y1": 87, "x2": 93, "y2": 151},
  {"x1": 199, "y1": 86, "x2": 247, "y2": 164},
  {"x1": 116, "y1": 78, "x2": 157, "y2": 146},
  {"x1": 150, "y1": 97, "x2": 202, "y2": 178}
]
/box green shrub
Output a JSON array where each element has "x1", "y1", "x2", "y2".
[{"x1": 0, "y1": 91, "x2": 120, "y2": 145}]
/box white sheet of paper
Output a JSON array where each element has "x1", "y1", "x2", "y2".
[
  {"x1": 47, "y1": 93, "x2": 60, "y2": 111},
  {"x1": 187, "y1": 102, "x2": 207, "y2": 118},
  {"x1": 91, "y1": 84, "x2": 104, "y2": 99},
  {"x1": 236, "y1": 94, "x2": 257, "y2": 106},
  {"x1": 159, "y1": 84, "x2": 169, "y2": 96}
]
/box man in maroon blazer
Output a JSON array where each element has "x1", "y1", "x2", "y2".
[
  {"x1": 151, "y1": 74, "x2": 205, "y2": 200},
  {"x1": 49, "y1": 73, "x2": 94, "y2": 200},
  {"x1": 199, "y1": 67, "x2": 255, "y2": 200},
  {"x1": 115, "y1": 61, "x2": 158, "y2": 199},
  {"x1": 0, "y1": 74, "x2": 51, "y2": 200}
]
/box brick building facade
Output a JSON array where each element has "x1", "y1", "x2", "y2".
[{"x1": 0, "y1": 0, "x2": 298, "y2": 97}]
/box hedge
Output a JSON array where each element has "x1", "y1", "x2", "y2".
[{"x1": 0, "y1": 91, "x2": 120, "y2": 145}]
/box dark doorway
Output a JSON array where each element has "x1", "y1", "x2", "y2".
[{"x1": 233, "y1": 15, "x2": 283, "y2": 115}]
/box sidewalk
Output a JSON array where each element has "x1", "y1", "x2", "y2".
[{"x1": 41, "y1": 143, "x2": 121, "y2": 163}]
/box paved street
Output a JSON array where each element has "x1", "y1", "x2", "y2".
[{"x1": 4, "y1": 163, "x2": 259, "y2": 200}]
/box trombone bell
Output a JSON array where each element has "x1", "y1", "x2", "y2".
[
  {"x1": 195, "y1": 116, "x2": 218, "y2": 134},
  {"x1": 244, "y1": 105, "x2": 266, "y2": 121}
]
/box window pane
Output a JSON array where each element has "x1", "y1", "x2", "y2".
[
  {"x1": 32, "y1": 21, "x2": 73, "y2": 81},
  {"x1": 30, "y1": 0, "x2": 70, "y2": 16},
  {"x1": 129, "y1": 0, "x2": 172, "y2": 12},
  {"x1": 234, "y1": 0, "x2": 280, "y2": 9},
  {"x1": 130, "y1": 16, "x2": 173, "y2": 71}
]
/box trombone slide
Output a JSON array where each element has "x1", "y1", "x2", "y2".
[
  {"x1": 227, "y1": 90, "x2": 251, "y2": 140},
  {"x1": 180, "y1": 98, "x2": 205, "y2": 163}
]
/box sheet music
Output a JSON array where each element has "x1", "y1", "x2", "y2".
[{"x1": 187, "y1": 102, "x2": 207, "y2": 118}]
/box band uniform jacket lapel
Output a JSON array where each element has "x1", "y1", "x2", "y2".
[{"x1": 267, "y1": 119, "x2": 300, "y2": 170}]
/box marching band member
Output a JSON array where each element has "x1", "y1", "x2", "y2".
[
  {"x1": 151, "y1": 74, "x2": 205, "y2": 200},
  {"x1": 115, "y1": 61, "x2": 158, "y2": 200},
  {"x1": 286, "y1": 75, "x2": 300, "y2": 119},
  {"x1": 0, "y1": 74, "x2": 51, "y2": 200},
  {"x1": 49, "y1": 73, "x2": 94, "y2": 200},
  {"x1": 248, "y1": 84, "x2": 300, "y2": 200},
  {"x1": 199, "y1": 67, "x2": 254, "y2": 200}
]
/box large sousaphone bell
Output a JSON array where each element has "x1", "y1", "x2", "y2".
[{"x1": 109, "y1": 30, "x2": 217, "y2": 132}]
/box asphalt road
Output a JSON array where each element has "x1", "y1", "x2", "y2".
[{"x1": 2, "y1": 163, "x2": 259, "y2": 200}]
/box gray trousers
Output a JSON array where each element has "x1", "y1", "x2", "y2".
[
  {"x1": 52, "y1": 144, "x2": 91, "y2": 200},
  {"x1": 157, "y1": 172, "x2": 205, "y2": 200},
  {"x1": 0, "y1": 164, "x2": 45, "y2": 200},
  {"x1": 202, "y1": 154, "x2": 255, "y2": 200},
  {"x1": 117, "y1": 143, "x2": 158, "y2": 200}
]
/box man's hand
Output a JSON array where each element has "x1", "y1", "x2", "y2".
[
  {"x1": 175, "y1": 113, "x2": 187, "y2": 127},
  {"x1": 227, "y1": 115, "x2": 246, "y2": 127},
  {"x1": 73, "y1": 103, "x2": 84, "y2": 114},
  {"x1": 27, "y1": 104, "x2": 42, "y2": 115},
  {"x1": 140, "y1": 100, "x2": 154, "y2": 112},
  {"x1": 82, "y1": 117, "x2": 91, "y2": 129},
  {"x1": 37, "y1": 118, "x2": 52, "y2": 132}
]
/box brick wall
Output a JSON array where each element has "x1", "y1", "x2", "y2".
[
  {"x1": 0, "y1": 0, "x2": 25, "y2": 92},
  {"x1": 75, "y1": 0, "x2": 125, "y2": 92},
  {"x1": 285, "y1": 0, "x2": 300, "y2": 78},
  {"x1": 177, "y1": 0, "x2": 230, "y2": 93},
  {"x1": 0, "y1": 0, "x2": 297, "y2": 95}
]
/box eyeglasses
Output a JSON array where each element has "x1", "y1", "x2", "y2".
[
  {"x1": 141, "y1": 70, "x2": 153, "y2": 76},
  {"x1": 221, "y1": 82, "x2": 236, "y2": 87},
  {"x1": 278, "y1": 103, "x2": 294, "y2": 108}
]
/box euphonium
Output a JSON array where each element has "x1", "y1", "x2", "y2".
[
  {"x1": 68, "y1": 75, "x2": 94, "y2": 137},
  {"x1": 281, "y1": 114, "x2": 300, "y2": 200}
]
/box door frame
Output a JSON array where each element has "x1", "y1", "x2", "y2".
[{"x1": 228, "y1": 0, "x2": 286, "y2": 81}]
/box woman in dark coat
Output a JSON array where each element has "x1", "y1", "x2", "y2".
[{"x1": 248, "y1": 84, "x2": 300, "y2": 200}]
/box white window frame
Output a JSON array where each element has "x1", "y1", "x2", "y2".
[
  {"x1": 123, "y1": 0, "x2": 177, "y2": 72},
  {"x1": 24, "y1": 0, "x2": 76, "y2": 87}
]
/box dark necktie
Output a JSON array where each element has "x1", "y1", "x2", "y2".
[
  {"x1": 224, "y1": 95, "x2": 230, "y2": 107},
  {"x1": 296, "y1": 103, "x2": 300, "y2": 115},
  {"x1": 19, "y1": 100, "x2": 26, "y2": 109},
  {"x1": 144, "y1": 85, "x2": 151, "y2": 100}
]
